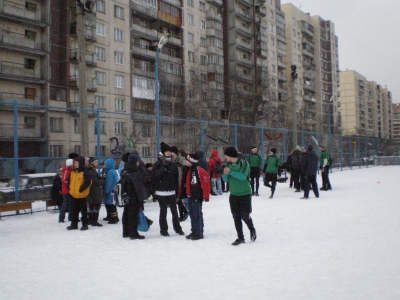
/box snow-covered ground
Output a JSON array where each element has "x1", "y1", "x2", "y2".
[{"x1": 1, "y1": 166, "x2": 400, "y2": 300}]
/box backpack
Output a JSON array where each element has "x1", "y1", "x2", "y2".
[
  {"x1": 69, "y1": 172, "x2": 91, "y2": 199},
  {"x1": 212, "y1": 157, "x2": 224, "y2": 174},
  {"x1": 291, "y1": 151, "x2": 302, "y2": 170}
]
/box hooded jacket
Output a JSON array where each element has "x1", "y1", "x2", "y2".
[
  {"x1": 69, "y1": 156, "x2": 91, "y2": 199},
  {"x1": 86, "y1": 164, "x2": 103, "y2": 205},
  {"x1": 120, "y1": 162, "x2": 147, "y2": 203},
  {"x1": 208, "y1": 149, "x2": 222, "y2": 179},
  {"x1": 152, "y1": 156, "x2": 179, "y2": 194},
  {"x1": 61, "y1": 165, "x2": 73, "y2": 195},
  {"x1": 102, "y1": 158, "x2": 119, "y2": 205},
  {"x1": 302, "y1": 149, "x2": 319, "y2": 176}
]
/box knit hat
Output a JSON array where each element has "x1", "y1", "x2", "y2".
[
  {"x1": 295, "y1": 145, "x2": 301, "y2": 151},
  {"x1": 186, "y1": 153, "x2": 201, "y2": 164},
  {"x1": 128, "y1": 154, "x2": 140, "y2": 164},
  {"x1": 170, "y1": 146, "x2": 179, "y2": 155},
  {"x1": 145, "y1": 163, "x2": 153, "y2": 169},
  {"x1": 121, "y1": 152, "x2": 131, "y2": 163},
  {"x1": 319, "y1": 145, "x2": 326, "y2": 150},
  {"x1": 68, "y1": 152, "x2": 79, "y2": 159},
  {"x1": 270, "y1": 148, "x2": 277, "y2": 154},
  {"x1": 224, "y1": 146, "x2": 238, "y2": 158},
  {"x1": 88, "y1": 157, "x2": 98, "y2": 165},
  {"x1": 66, "y1": 159, "x2": 73, "y2": 167},
  {"x1": 160, "y1": 142, "x2": 172, "y2": 154},
  {"x1": 251, "y1": 146, "x2": 257, "y2": 151},
  {"x1": 307, "y1": 145, "x2": 313, "y2": 151}
]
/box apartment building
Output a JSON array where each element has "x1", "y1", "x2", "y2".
[
  {"x1": 0, "y1": 0, "x2": 50, "y2": 158},
  {"x1": 392, "y1": 103, "x2": 400, "y2": 140},
  {"x1": 339, "y1": 70, "x2": 392, "y2": 139},
  {"x1": 281, "y1": 3, "x2": 339, "y2": 133}
]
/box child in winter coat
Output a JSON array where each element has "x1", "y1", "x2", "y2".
[
  {"x1": 208, "y1": 149, "x2": 223, "y2": 196},
  {"x1": 101, "y1": 158, "x2": 119, "y2": 224}
]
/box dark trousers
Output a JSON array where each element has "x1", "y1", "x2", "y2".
[
  {"x1": 229, "y1": 194, "x2": 255, "y2": 240},
  {"x1": 321, "y1": 166, "x2": 332, "y2": 189},
  {"x1": 291, "y1": 169, "x2": 302, "y2": 190},
  {"x1": 157, "y1": 194, "x2": 182, "y2": 234},
  {"x1": 188, "y1": 198, "x2": 204, "y2": 237},
  {"x1": 304, "y1": 175, "x2": 319, "y2": 198},
  {"x1": 70, "y1": 198, "x2": 88, "y2": 225},
  {"x1": 264, "y1": 173, "x2": 277, "y2": 195},
  {"x1": 59, "y1": 194, "x2": 72, "y2": 222},
  {"x1": 250, "y1": 167, "x2": 260, "y2": 194},
  {"x1": 122, "y1": 201, "x2": 140, "y2": 238}
]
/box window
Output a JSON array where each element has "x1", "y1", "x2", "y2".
[
  {"x1": 201, "y1": 73, "x2": 207, "y2": 82},
  {"x1": 187, "y1": 0, "x2": 194, "y2": 6},
  {"x1": 188, "y1": 51, "x2": 195, "y2": 62},
  {"x1": 50, "y1": 145, "x2": 62, "y2": 158},
  {"x1": 115, "y1": 122, "x2": 125, "y2": 135},
  {"x1": 200, "y1": 37, "x2": 206, "y2": 47},
  {"x1": 132, "y1": 76, "x2": 155, "y2": 89},
  {"x1": 95, "y1": 71, "x2": 105, "y2": 85},
  {"x1": 114, "y1": 75, "x2": 124, "y2": 88},
  {"x1": 95, "y1": 145, "x2": 106, "y2": 156},
  {"x1": 188, "y1": 14, "x2": 194, "y2": 25},
  {"x1": 95, "y1": 96, "x2": 106, "y2": 109},
  {"x1": 142, "y1": 146, "x2": 150, "y2": 157},
  {"x1": 26, "y1": 2, "x2": 37, "y2": 11},
  {"x1": 189, "y1": 89, "x2": 195, "y2": 99},
  {"x1": 160, "y1": 2, "x2": 179, "y2": 17},
  {"x1": 95, "y1": 46, "x2": 105, "y2": 60},
  {"x1": 25, "y1": 30, "x2": 36, "y2": 40},
  {"x1": 200, "y1": 20, "x2": 206, "y2": 29},
  {"x1": 189, "y1": 70, "x2": 195, "y2": 80},
  {"x1": 114, "y1": 51, "x2": 124, "y2": 64},
  {"x1": 142, "y1": 125, "x2": 151, "y2": 137},
  {"x1": 200, "y1": 55, "x2": 206, "y2": 65},
  {"x1": 95, "y1": 121, "x2": 106, "y2": 134},
  {"x1": 24, "y1": 58, "x2": 35, "y2": 69},
  {"x1": 96, "y1": 0, "x2": 105, "y2": 13},
  {"x1": 210, "y1": 37, "x2": 222, "y2": 48},
  {"x1": 168, "y1": 49, "x2": 176, "y2": 57},
  {"x1": 188, "y1": 32, "x2": 194, "y2": 43},
  {"x1": 114, "y1": 29, "x2": 123, "y2": 41},
  {"x1": 114, "y1": 5, "x2": 124, "y2": 19},
  {"x1": 96, "y1": 23, "x2": 105, "y2": 36},
  {"x1": 73, "y1": 119, "x2": 79, "y2": 133},
  {"x1": 115, "y1": 98, "x2": 125, "y2": 111},
  {"x1": 199, "y1": 1, "x2": 205, "y2": 11},
  {"x1": 25, "y1": 87, "x2": 36, "y2": 100},
  {"x1": 50, "y1": 117, "x2": 63, "y2": 132},
  {"x1": 24, "y1": 117, "x2": 35, "y2": 129}
]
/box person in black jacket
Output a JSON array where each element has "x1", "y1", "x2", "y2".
[
  {"x1": 152, "y1": 142, "x2": 184, "y2": 237},
  {"x1": 300, "y1": 145, "x2": 319, "y2": 199},
  {"x1": 51, "y1": 168, "x2": 63, "y2": 210},
  {"x1": 86, "y1": 157, "x2": 104, "y2": 227},
  {"x1": 121, "y1": 154, "x2": 147, "y2": 240}
]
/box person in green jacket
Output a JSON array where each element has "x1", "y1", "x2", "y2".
[
  {"x1": 262, "y1": 148, "x2": 282, "y2": 199},
  {"x1": 247, "y1": 146, "x2": 262, "y2": 196},
  {"x1": 222, "y1": 146, "x2": 257, "y2": 246},
  {"x1": 319, "y1": 145, "x2": 332, "y2": 191}
]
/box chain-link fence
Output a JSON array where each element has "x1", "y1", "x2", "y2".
[{"x1": 0, "y1": 101, "x2": 398, "y2": 215}]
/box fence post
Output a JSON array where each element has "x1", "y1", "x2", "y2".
[
  {"x1": 260, "y1": 127, "x2": 265, "y2": 166},
  {"x1": 96, "y1": 108, "x2": 101, "y2": 169},
  {"x1": 234, "y1": 124, "x2": 238, "y2": 149},
  {"x1": 14, "y1": 100, "x2": 20, "y2": 205},
  {"x1": 339, "y1": 134, "x2": 343, "y2": 171}
]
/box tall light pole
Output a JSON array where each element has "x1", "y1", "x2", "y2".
[
  {"x1": 155, "y1": 35, "x2": 168, "y2": 155},
  {"x1": 290, "y1": 65, "x2": 298, "y2": 147}
]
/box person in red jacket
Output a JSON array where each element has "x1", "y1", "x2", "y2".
[
  {"x1": 59, "y1": 158, "x2": 74, "y2": 223},
  {"x1": 182, "y1": 153, "x2": 210, "y2": 240},
  {"x1": 208, "y1": 149, "x2": 223, "y2": 196}
]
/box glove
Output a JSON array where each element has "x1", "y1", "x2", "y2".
[{"x1": 204, "y1": 199, "x2": 209, "y2": 202}]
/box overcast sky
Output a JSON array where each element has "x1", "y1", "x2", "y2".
[{"x1": 281, "y1": 0, "x2": 400, "y2": 103}]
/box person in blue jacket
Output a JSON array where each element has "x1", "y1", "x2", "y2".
[{"x1": 101, "y1": 157, "x2": 119, "y2": 224}]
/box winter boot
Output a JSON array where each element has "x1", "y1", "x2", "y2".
[
  {"x1": 108, "y1": 210, "x2": 119, "y2": 224},
  {"x1": 103, "y1": 204, "x2": 111, "y2": 221},
  {"x1": 80, "y1": 222, "x2": 89, "y2": 231},
  {"x1": 91, "y1": 212, "x2": 103, "y2": 227},
  {"x1": 231, "y1": 238, "x2": 245, "y2": 246},
  {"x1": 67, "y1": 222, "x2": 78, "y2": 230},
  {"x1": 87, "y1": 212, "x2": 93, "y2": 225}
]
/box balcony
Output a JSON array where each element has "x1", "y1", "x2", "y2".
[
  {"x1": 70, "y1": 22, "x2": 96, "y2": 43},
  {"x1": 131, "y1": 24, "x2": 159, "y2": 41},
  {"x1": 302, "y1": 48, "x2": 314, "y2": 59},
  {"x1": 132, "y1": 65, "x2": 155, "y2": 79},
  {"x1": 303, "y1": 71, "x2": 313, "y2": 80},
  {"x1": 0, "y1": 92, "x2": 45, "y2": 113},
  {"x1": 131, "y1": 1, "x2": 158, "y2": 19},
  {"x1": 0, "y1": 60, "x2": 46, "y2": 84},
  {"x1": 207, "y1": 64, "x2": 224, "y2": 74},
  {"x1": 0, "y1": 30, "x2": 47, "y2": 55},
  {"x1": 206, "y1": 0, "x2": 222, "y2": 6},
  {"x1": 302, "y1": 59, "x2": 314, "y2": 69},
  {"x1": 235, "y1": 54, "x2": 253, "y2": 67},
  {"x1": 236, "y1": 25, "x2": 252, "y2": 38},
  {"x1": 70, "y1": 49, "x2": 98, "y2": 67},
  {"x1": 0, "y1": 0, "x2": 48, "y2": 28},
  {"x1": 158, "y1": 11, "x2": 181, "y2": 27},
  {"x1": 277, "y1": 47, "x2": 286, "y2": 57},
  {"x1": 69, "y1": 76, "x2": 97, "y2": 92},
  {"x1": 301, "y1": 21, "x2": 314, "y2": 38},
  {"x1": 237, "y1": 72, "x2": 253, "y2": 82},
  {"x1": 303, "y1": 95, "x2": 316, "y2": 103},
  {"x1": 277, "y1": 61, "x2": 287, "y2": 70},
  {"x1": 0, "y1": 123, "x2": 43, "y2": 140},
  {"x1": 304, "y1": 83, "x2": 316, "y2": 92},
  {"x1": 131, "y1": 42, "x2": 156, "y2": 59},
  {"x1": 255, "y1": 6, "x2": 267, "y2": 18},
  {"x1": 235, "y1": 7, "x2": 251, "y2": 22},
  {"x1": 236, "y1": 38, "x2": 254, "y2": 52},
  {"x1": 278, "y1": 73, "x2": 287, "y2": 82}
]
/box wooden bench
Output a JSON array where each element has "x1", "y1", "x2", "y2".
[
  {"x1": 44, "y1": 199, "x2": 58, "y2": 211},
  {"x1": 0, "y1": 201, "x2": 33, "y2": 219}
]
